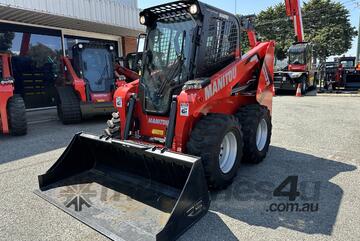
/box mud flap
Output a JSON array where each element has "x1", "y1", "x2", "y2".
[{"x1": 35, "y1": 133, "x2": 210, "y2": 241}]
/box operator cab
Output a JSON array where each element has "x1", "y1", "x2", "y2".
[
  {"x1": 288, "y1": 42, "x2": 312, "y2": 71},
  {"x1": 72, "y1": 43, "x2": 116, "y2": 94},
  {"x1": 139, "y1": 0, "x2": 240, "y2": 115},
  {"x1": 338, "y1": 56, "x2": 356, "y2": 69}
]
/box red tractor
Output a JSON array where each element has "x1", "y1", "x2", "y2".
[
  {"x1": 57, "y1": 43, "x2": 139, "y2": 124},
  {"x1": 37, "y1": 1, "x2": 275, "y2": 240},
  {"x1": 0, "y1": 53, "x2": 27, "y2": 136}
]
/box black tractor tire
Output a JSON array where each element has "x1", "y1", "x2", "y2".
[
  {"x1": 301, "y1": 76, "x2": 307, "y2": 95},
  {"x1": 56, "y1": 87, "x2": 81, "y2": 125},
  {"x1": 7, "y1": 95, "x2": 27, "y2": 136},
  {"x1": 187, "y1": 114, "x2": 243, "y2": 190},
  {"x1": 312, "y1": 74, "x2": 318, "y2": 90},
  {"x1": 104, "y1": 112, "x2": 121, "y2": 139},
  {"x1": 236, "y1": 104, "x2": 272, "y2": 164}
]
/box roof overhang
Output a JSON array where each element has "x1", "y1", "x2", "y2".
[{"x1": 0, "y1": 4, "x2": 144, "y2": 37}]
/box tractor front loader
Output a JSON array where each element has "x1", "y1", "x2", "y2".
[
  {"x1": 36, "y1": 1, "x2": 275, "y2": 240},
  {"x1": 0, "y1": 53, "x2": 27, "y2": 136}
]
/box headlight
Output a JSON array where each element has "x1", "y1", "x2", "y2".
[
  {"x1": 78, "y1": 44, "x2": 83, "y2": 49},
  {"x1": 288, "y1": 72, "x2": 303, "y2": 79},
  {"x1": 189, "y1": 4, "x2": 199, "y2": 15},
  {"x1": 139, "y1": 15, "x2": 146, "y2": 25}
]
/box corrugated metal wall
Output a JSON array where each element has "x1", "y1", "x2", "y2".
[{"x1": 0, "y1": 0, "x2": 142, "y2": 31}]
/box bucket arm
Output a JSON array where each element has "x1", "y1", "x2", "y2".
[
  {"x1": 240, "y1": 15, "x2": 258, "y2": 48},
  {"x1": 285, "y1": 0, "x2": 304, "y2": 42}
]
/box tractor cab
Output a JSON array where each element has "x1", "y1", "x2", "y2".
[
  {"x1": 139, "y1": 0, "x2": 240, "y2": 115},
  {"x1": 337, "y1": 56, "x2": 356, "y2": 70},
  {"x1": 288, "y1": 42, "x2": 312, "y2": 72},
  {"x1": 72, "y1": 43, "x2": 116, "y2": 97}
]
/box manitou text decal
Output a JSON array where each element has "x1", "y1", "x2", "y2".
[
  {"x1": 205, "y1": 67, "x2": 237, "y2": 100},
  {"x1": 148, "y1": 118, "x2": 169, "y2": 126}
]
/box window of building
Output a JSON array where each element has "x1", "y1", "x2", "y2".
[{"x1": 0, "y1": 24, "x2": 62, "y2": 108}]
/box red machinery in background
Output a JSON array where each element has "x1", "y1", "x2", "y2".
[
  {"x1": 57, "y1": 43, "x2": 140, "y2": 124},
  {"x1": 0, "y1": 53, "x2": 27, "y2": 135},
  {"x1": 274, "y1": 0, "x2": 318, "y2": 94}
]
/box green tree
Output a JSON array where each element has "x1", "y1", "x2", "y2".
[
  {"x1": 303, "y1": 0, "x2": 357, "y2": 62},
  {"x1": 0, "y1": 32, "x2": 15, "y2": 52},
  {"x1": 254, "y1": 0, "x2": 357, "y2": 62},
  {"x1": 255, "y1": 3, "x2": 294, "y2": 60}
]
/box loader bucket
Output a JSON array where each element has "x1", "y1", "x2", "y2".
[{"x1": 35, "y1": 133, "x2": 210, "y2": 241}]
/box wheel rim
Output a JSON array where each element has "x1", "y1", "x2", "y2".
[
  {"x1": 219, "y1": 132, "x2": 238, "y2": 174},
  {"x1": 256, "y1": 119, "x2": 268, "y2": 151}
]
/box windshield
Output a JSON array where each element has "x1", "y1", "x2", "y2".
[
  {"x1": 340, "y1": 60, "x2": 354, "y2": 68},
  {"x1": 81, "y1": 48, "x2": 114, "y2": 92},
  {"x1": 141, "y1": 18, "x2": 195, "y2": 114},
  {"x1": 289, "y1": 51, "x2": 306, "y2": 65}
]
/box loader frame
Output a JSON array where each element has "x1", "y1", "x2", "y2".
[{"x1": 114, "y1": 1, "x2": 275, "y2": 152}]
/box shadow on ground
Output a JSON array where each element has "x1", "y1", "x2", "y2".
[
  {"x1": 0, "y1": 116, "x2": 107, "y2": 164},
  {"x1": 182, "y1": 146, "x2": 356, "y2": 240}
]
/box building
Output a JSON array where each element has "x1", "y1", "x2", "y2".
[{"x1": 0, "y1": 0, "x2": 143, "y2": 109}]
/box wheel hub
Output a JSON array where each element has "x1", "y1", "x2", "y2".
[
  {"x1": 219, "y1": 132, "x2": 237, "y2": 174},
  {"x1": 256, "y1": 119, "x2": 268, "y2": 151}
]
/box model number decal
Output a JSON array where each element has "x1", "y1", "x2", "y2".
[{"x1": 204, "y1": 67, "x2": 237, "y2": 100}]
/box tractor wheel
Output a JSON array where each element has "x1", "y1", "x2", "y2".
[
  {"x1": 187, "y1": 114, "x2": 243, "y2": 190},
  {"x1": 301, "y1": 76, "x2": 307, "y2": 95},
  {"x1": 104, "y1": 112, "x2": 121, "y2": 139},
  {"x1": 7, "y1": 95, "x2": 27, "y2": 136},
  {"x1": 56, "y1": 87, "x2": 81, "y2": 124},
  {"x1": 236, "y1": 104, "x2": 272, "y2": 164}
]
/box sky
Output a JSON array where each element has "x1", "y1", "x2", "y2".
[{"x1": 138, "y1": 0, "x2": 360, "y2": 59}]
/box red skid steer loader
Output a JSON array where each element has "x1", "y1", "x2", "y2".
[
  {"x1": 36, "y1": 1, "x2": 275, "y2": 240},
  {"x1": 0, "y1": 53, "x2": 27, "y2": 136},
  {"x1": 57, "y1": 43, "x2": 139, "y2": 124}
]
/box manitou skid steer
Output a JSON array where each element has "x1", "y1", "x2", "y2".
[
  {"x1": 0, "y1": 53, "x2": 27, "y2": 136},
  {"x1": 57, "y1": 43, "x2": 130, "y2": 124},
  {"x1": 36, "y1": 1, "x2": 275, "y2": 240}
]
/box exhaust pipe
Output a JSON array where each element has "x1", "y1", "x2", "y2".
[{"x1": 35, "y1": 133, "x2": 210, "y2": 241}]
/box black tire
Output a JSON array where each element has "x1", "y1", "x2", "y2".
[
  {"x1": 313, "y1": 74, "x2": 318, "y2": 90},
  {"x1": 7, "y1": 95, "x2": 27, "y2": 136},
  {"x1": 187, "y1": 114, "x2": 243, "y2": 190},
  {"x1": 301, "y1": 76, "x2": 307, "y2": 95},
  {"x1": 235, "y1": 104, "x2": 272, "y2": 164},
  {"x1": 104, "y1": 112, "x2": 121, "y2": 139},
  {"x1": 56, "y1": 86, "x2": 81, "y2": 124}
]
